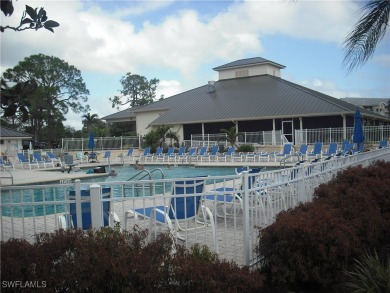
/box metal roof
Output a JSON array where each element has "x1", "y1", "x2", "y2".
[
  {"x1": 213, "y1": 57, "x2": 285, "y2": 71},
  {"x1": 0, "y1": 126, "x2": 31, "y2": 138},
  {"x1": 101, "y1": 105, "x2": 143, "y2": 121},
  {"x1": 341, "y1": 97, "x2": 389, "y2": 106},
  {"x1": 136, "y1": 75, "x2": 389, "y2": 126}
]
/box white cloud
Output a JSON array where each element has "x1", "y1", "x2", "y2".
[{"x1": 299, "y1": 78, "x2": 360, "y2": 99}]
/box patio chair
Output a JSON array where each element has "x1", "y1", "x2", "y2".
[
  {"x1": 58, "y1": 187, "x2": 120, "y2": 230},
  {"x1": 378, "y1": 140, "x2": 388, "y2": 149},
  {"x1": 46, "y1": 152, "x2": 62, "y2": 166},
  {"x1": 204, "y1": 168, "x2": 270, "y2": 224},
  {"x1": 217, "y1": 146, "x2": 235, "y2": 162},
  {"x1": 175, "y1": 146, "x2": 187, "y2": 162},
  {"x1": 185, "y1": 147, "x2": 198, "y2": 162},
  {"x1": 273, "y1": 144, "x2": 292, "y2": 162},
  {"x1": 117, "y1": 148, "x2": 135, "y2": 163},
  {"x1": 33, "y1": 153, "x2": 54, "y2": 168},
  {"x1": 323, "y1": 143, "x2": 338, "y2": 159},
  {"x1": 17, "y1": 153, "x2": 39, "y2": 170},
  {"x1": 0, "y1": 158, "x2": 14, "y2": 170},
  {"x1": 75, "y1": 152, "x2": 87, "y2": 163},
  {"x1": 62, "y1": 154, "x2": 79, "y2": 173},
  {"x1": 139, "y1": 147, "x2": 151, "y2": 162},
  {"x1": 307, "y1": 142, "x2": 323, "y2": 161},
  {"x1": 296, "y1": 144, "x2": 308, "y2": 161},
  {"x1": 151, "y1": 147, "x2": 164, "y2": 162},
  {"x1": 200, "y1": 145, "x2": 219, "y2": 162},
  {"x1": 196, "y1": 146, "x2": 209, "y2": 161},
  {"x1": 125, "y1": 179, "x2": 216, "y2": 250},
  {"x1": 102, "y1": 150, "x2": 111, "y2": 163},
  {"x1": 164, "y1": 147, "x2": 176, "y2": 162}
]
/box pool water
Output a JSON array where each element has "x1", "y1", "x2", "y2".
[{"x1": 1, "y1": 166, "x2": 239, "y2": 217}]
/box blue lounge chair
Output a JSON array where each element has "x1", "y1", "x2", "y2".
[
  {"x1": 296, "y1": 144, "x2": 308, "y2": 161},
  {"x1": 139, "y1": 147, "x2": 151, "y2": 161},
  {"x1": 17, "y1": 153, "x2": 39, "y2": 170},
  {"x1": 33, "y1": 153, "x2": 54, "y2": 168},
  {"x1": 46, "y1": 152, "x2": 62, "y2": 166},
  {"x1": 378, "y1": 140, "x2": 388, "y2": 149},
  {"x1": 164, "y1": 147, "x2": 176, "y2": 162},
  {"x1": 102, "y1": 150, "x2": 111, "y2": 163},
  {"x1": 185, "y1": 147, "x2": 198, "y2": 163},
  {"x1": 125, "y1": 179, "x2": 216, "y2": 248},
  {"x1": 200, "y1": 145, "x2": 219, "y2": 162},
  {"x1": 0, "y1": 158, "x2": 14, "y2": 170},
  {"x1": 217, "y1": 146, "x2": 235, "y2": 162},
  {"x1": 307, "y1": 142, "x2": 323, "y2": 160},
  {"x1": 323, "y1": 143, "x2": 338, "y2": 159},
  {"x1": 273, "y1": 144, "x2": 292, "y2": 162},
  {"x1": 196, "y1": 146, "x2": 209, "y2": 161}
]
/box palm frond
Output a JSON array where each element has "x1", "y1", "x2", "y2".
[{"x1": 342, "y1": 0, "x2": 390, "y2": 74}]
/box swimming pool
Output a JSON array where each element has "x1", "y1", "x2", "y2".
[{"x1": 1, "y1": 166, "x2": 239, "y2": 217}]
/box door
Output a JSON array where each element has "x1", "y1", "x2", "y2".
[{"x1": 282, "y1": 120, "x2": 294, "y2": 143}]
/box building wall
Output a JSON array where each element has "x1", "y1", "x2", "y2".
[
  {"x1": 218, "y1": 64, "x2": 281, "y2": 80},
  {"x1": 136, "y1": 110, "x2": 166, "y2": 136},
  {"x1": 0, "y1": 138, "x2": 22, "y2": 155}
]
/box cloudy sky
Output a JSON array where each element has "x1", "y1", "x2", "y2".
[{"x1": 1, "y1": 0, "x2": 389, "y2": 130}]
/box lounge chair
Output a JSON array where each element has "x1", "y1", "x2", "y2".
[
  {"x1": 164, "y1": 147, "x2": 176, "y2": 162},
  {"x1": 139, "y1": 147, "x2": 151, "y2": 162},
  {"x1": 200, "y1": 145, "x2": 219, "y2": 162},
  {"x1": 196, "y1": 146, "x2": 209, "y2": 162},
  {"x1": 117, "y1": 148, "x2": 134, "y2": 163},
  {"x1": 217, "y1": 146, "x2": 235, "y2": 162},
  {"x1": 75, "y1": 152, "x2": 87, "y2": 163},
  {"x1": 186, "y1": 147, "x2": 198, "y2": 162},
  {"x1": 378, "y1": 140, "x2": 388, "y2": 149},
  {"x1": 124, "y1": 179, "x2": 217, "y2": 249},
  {"x1": 62, "y1": 154, "x2": 78, "y2": 173},
  {"x1": 102, "y1": 150, "x2": 111, "y2": 163},
  {"x1": 0, "y1": 158, "x2": 14, "y2": 170},
  {"x1": 296, "y1": 144, "x2": 308, "y2": 161},
  {"x1": 307, "y1": 142, "x2": 323, "y2": 160},
  {"x1": 323, "y1": 143, "x2": 338, "y2": 159},
  {"x1": 152, "y1": 147, "x2": 164, "y2": 162},
  {"x1": 174, "y1": 146, "x2": 187, "y2": 162},
  {"x1": 273, "y1": 144, "x2": 292, "y2": 162},
  {"x1": 33, "y1": 153, "x2": 54, "y2": 168},
  {"x1": 46, "y1": 152, "x2": 62, "y2": 166},
  {"x1": 17, "y1": 153, "x2": 39, "y2": 170},
  {"x1": 58, "y1": 186, "x2": 120, "y2": 230},
  {"x1": 204, "y1": 168, "x2": 270, "y2": 223}
]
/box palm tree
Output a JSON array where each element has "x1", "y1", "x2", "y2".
[
  {"x1": 343, "y1": 0, "x2": 390, "y2": 73},
  {"x1": 218, "y1": 126, "x2": 243, "y2": 147},
  {"x1": 82, "y1": 113, "x2": 99, "y2": 132}
]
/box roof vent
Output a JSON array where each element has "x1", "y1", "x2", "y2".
[{"x1": 208, "y1": 81, "x2": 216, "y2": 96}]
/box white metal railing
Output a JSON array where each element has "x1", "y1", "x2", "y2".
[
  {"x1": 1, "y1": 148, "x2": 389, "y2": 267},
  {"x1": 190, "y1": 131, "x2": 282, "y2": 146},
  {"x1": 61, "y1": 136, "x2": 141, "y2": 152}
]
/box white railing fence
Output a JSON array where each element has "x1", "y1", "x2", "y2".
[
  {"x1": 61, "y1": 136, "x2": 141, "y2": 152},
  {"x1": 2, "y1": 148, "x2": 389, "y2": 267}
]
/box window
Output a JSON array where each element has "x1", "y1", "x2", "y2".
[{"x1": 235, "y1": 69, "x2": 249, "y2": 78}]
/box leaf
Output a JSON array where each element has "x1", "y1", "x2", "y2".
[
  {"x1": 44, "y1": 20, "x2": 59, "y2": 28},
  {"x1": 25, "y1": 5, "x2": 37, "y2": 21},
  {"x1": 21, "y1": 18, "x2": 33, "y2": 25},
  {"x1": 1, "y1": 0, "x2": 14, "y2": 17},
  {"x1": 44, "y1": 26, "x2": 54, "y2": 33}
]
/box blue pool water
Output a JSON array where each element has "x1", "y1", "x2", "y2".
[{"x1": 1, "y1": 166, "x2": 238, "y2": 217}]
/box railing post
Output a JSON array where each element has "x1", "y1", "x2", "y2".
[
  {"x1": 242, "y1": 171, "x2": 250, "y2": 266},
  {"x1": 74, "y1": 179, "x2": 83, "y2": 229},
  {"x1": 297, "y1": 165, "x2": 306, "y2": 203},
  {"x1": 90, "y1": 184, "x2": 102, "y2": 229}
]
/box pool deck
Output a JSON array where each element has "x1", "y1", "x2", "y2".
[{"x1": 0, "y1": 160, "x2": 292, "y2": 187}]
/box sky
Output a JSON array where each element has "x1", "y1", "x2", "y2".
[{"x1": 1, "y1": 0, "x2": 389, "y2": 130}]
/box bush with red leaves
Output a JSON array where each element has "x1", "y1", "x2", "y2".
[{"x1": 257, "y1": 160, "x2": 390, "y2": 292}]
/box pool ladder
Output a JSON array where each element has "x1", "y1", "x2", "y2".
[{"x1": 126, "y1": 168, "x2": 165, "y2": 196}]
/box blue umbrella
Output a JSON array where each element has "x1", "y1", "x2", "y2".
[
  {"x1": 353, "y1": 109, "x2": 364, "y2": 152},
  {"x1": 88, "y1": 132, "x2": 95, "y2": 153}
]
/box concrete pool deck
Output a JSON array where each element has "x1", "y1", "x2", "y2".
[{"x1": 0, "y1": 160, "x2": 291, "y2": 187}]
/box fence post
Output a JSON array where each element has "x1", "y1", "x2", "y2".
[
  {"x1": 242, "y1": 171, "x2": 250, "y2": 266},
  {"x1": 297, "y1": 165, "x2": 306, "y2": 203},
  {"x1": 90, "y1": 184, "x2": 102, "y2": 229},
  {"x1": 74, "y1": 179, "x2": 83, "y2": 229}
]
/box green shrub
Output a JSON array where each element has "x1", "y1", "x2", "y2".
[
  {"x1": 344, "y1": 251, "x2": 390, "y2": 293},
  {"x1": 257, "y1": 161, "x2": 390, "y2": 292},
  {"x1": 237, "y1": 144, "x2": 254, "y2": 152},
  {"x1": 1, "y1": 227, "x2": 264, "y2": 292}
]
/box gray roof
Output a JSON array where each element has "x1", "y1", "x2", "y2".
[
  {"x1": 213, "y1": 57, "x2": 285, "y2": 71},
  {"x1": 101, "y1": 105, "x2": 143, "y2": 122},
  {"x1": 341, "y1": 97, "x2": 389, "y2": 107},
  {"x1": 0, "y1": 126, "x2": 31, "y2": 138},
  {"x1": 135, "y1": 75, "x2": 389, "y2": 126}
]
